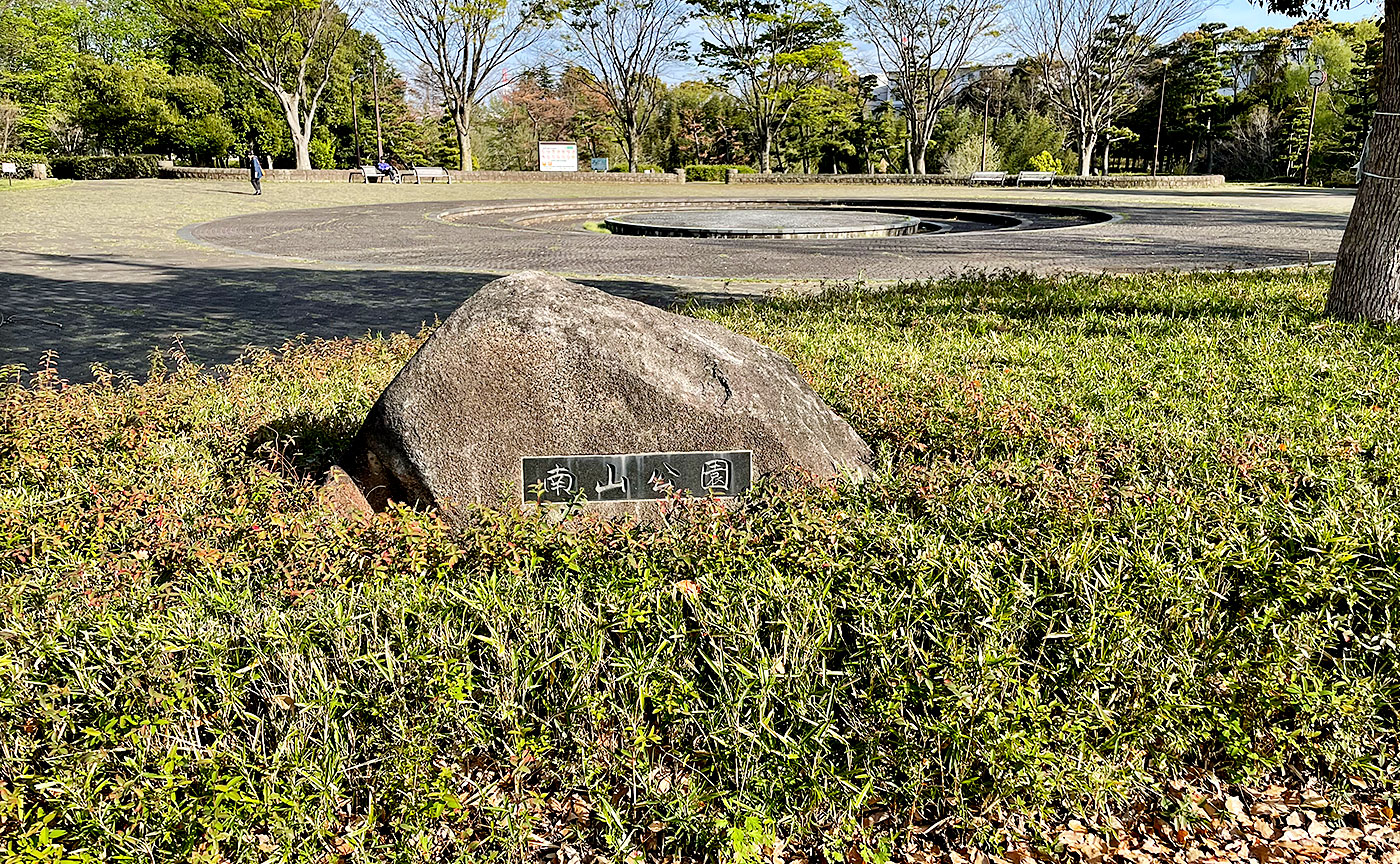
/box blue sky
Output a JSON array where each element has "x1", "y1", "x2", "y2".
[
  {"x1": 1201, "y1": 0, "x2": 1379, "y2": 29},
  {"x1": 391, "y1": 0, "x2": 1385, "y2": 89}
]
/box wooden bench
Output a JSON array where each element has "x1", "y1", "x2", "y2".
[
  {"x1": 2, "y1": 162, "x2": 16, "y2": 185},
  {"x1": 968, "y1": 171, "x2": 1007, "y2": 186},
  {"x1": 1016, "y1": 170, "x2": 1055, "y2": 187},
  {"x1": 350, "y1": 165, "x2": 385, "y2": 183},
  {"x1": 408, "y1": 165, "x2": 451, "y2": 184}
]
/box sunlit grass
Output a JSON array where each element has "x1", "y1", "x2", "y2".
[{"x1": 1, "y1": 267, "x2": 1396, "y2": 862}]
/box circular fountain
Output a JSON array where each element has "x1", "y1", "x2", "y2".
[{"x1": 603, "y1": 207, "x2": 924, "y2": 239}]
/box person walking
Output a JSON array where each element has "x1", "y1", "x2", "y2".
[{"x1": 249, "y1": 151, "x2": 263, "y2": 195}]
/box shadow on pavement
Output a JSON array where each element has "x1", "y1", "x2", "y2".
[{"x1": 0, "y1": 251, "x2": 741, "y2": 381}]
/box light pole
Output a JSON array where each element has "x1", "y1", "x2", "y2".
[
  {"x1": 1302, "y1": 61, "x2": 1325, "y2": 186},
  {"x1": 1152, "y1": 59, "x2": 1168, "y2": 177},
  {"x1": 371, "y1": 55, "x2": 384, "y2": 163},
  {"x1": 350, "y1": 70, "x2": 365, "y2": 167},
  {"x1": 980, "y1": 84, "x2": 990, "y2": 172}
]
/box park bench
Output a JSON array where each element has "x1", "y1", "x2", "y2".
[
  {"x1": 1016, "y1": 170, "x2": 1055, "y2": 187},
  {"x1": 968, "y1": 171, "x2": 1007, "y2": 186},
  {"x1": 407, "y1": 165, "x2": 451, "y2": 184},
  {"x1": 2, "y1": 162, "x2": 16, "y2": 185},
  {"x1": 351, "y1": 164, "x2": 385, "y2": 183}
]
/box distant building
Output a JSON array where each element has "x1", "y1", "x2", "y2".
[{"x1": 863, "y1": 64, "x2": 1016, "y2": 114}]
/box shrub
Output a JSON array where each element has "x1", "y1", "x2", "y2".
[
  {"x1": 608, "y1": 162, "x2": 665, "y2": 173},
  {"x1": 683, "y1": 163, "x2": 757, "y2": 181},
  {"x1": 0, "y1": 151, "x2": 50, "y2": 178},
  {"x1": 2, "y1": 269, "x2": 1398, "y2": 861},
  {"x1": 941, "y1": 137, "x2": 1002, "y2": 174},
  {"x1": 49, "y1": 153, "x2": 162, "y2": 179},
  {"x1": 995, "y1": 111, "x2": 1066, "y2": 173},
  {"x1": 1028, "y1": 149, "x2": 1064, "y2": 173}
]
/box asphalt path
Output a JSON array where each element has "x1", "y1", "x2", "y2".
[{"x1": 0, "y1": 179, "x2": 1355, "y2": 378}]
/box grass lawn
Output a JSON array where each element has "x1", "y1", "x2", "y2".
[{"x1": 1, "y1": 267, "x2": 1397, "y2": 862}]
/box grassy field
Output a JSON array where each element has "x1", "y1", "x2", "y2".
[{"x1": 1, "y1": 267, "x2": 1397, "y2": 862}]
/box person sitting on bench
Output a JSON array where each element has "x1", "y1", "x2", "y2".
[{"x1": 376, "y1": 159, "x2": 400, "y2": 183}]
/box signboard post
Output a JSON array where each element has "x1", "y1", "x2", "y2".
[{"x1": 538, "y1": 142, "x2": 578, "y2": 172}]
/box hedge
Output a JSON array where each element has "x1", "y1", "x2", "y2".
[
  {"x1": 683, "y1": 163, "x2": 757, "y2": 181},
  {"x1": 608, "y1": 162, "x2": 666, "y2": 174},
  {"x1": 0, "y1": 152, "x2": 50, "y2": 178},
  {"x1": 49, "y1": 154, "x2": 162, "y2": 180}
]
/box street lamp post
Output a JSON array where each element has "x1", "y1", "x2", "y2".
[
  {"x1": 980, "y1": 84, "x2": 990, "y2": 172},
  {"x1": 371, "y1": 55, "x2": 384, "y2": 163},
  {"x1": 1302, "y1": 62, "x2": 1325, "y2": 186},
  {"x1": 1152, "y1": 59, "x2": 1168, "y2": 177},
  {"x1": 350, "y1": 71, "x2": 363, "y2": 166}
]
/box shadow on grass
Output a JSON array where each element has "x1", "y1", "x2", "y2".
[{"x1": 248, "y1": 407, "x2": 367, "y2": 479}]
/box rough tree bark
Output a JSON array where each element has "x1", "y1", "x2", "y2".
[
  {"x1": 451, "y1": 105, "x2": 473, "y2": 171},
  {"x1": 1327, "y1": 0, "x2": 1400, "y2": 323}
]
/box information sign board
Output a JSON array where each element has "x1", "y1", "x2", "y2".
[{"x1": 538, "y1": 142, "x2": 578, "y2": 172}]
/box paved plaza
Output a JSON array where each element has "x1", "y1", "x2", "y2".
[{"x1": 0, "y1": 179, "x2": 1355, "y2": 377}]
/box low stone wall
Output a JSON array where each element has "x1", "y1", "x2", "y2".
[
  {"x1": 724, "y1": 171, "x2": 1226, "y2": 189},
  {"x1": 159, "y1": 166, "x2": 683, "y2": 183}
]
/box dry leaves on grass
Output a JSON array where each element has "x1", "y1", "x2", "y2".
[{"x1": 925, "y1": 781, "x2": 1398, "y2": 864}]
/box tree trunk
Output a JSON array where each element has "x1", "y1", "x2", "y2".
[
  {"x1": 626, "y1": 126, "x2": 639, "y2": 172},
  {"x1": 455, "y1": 105, "x2": 473, "y2": 171},
  {"x1": 1078, "y1": 130, "x2": 1093, "y2": 177},
  {"x1": 759, "y1": 124, "x2": 773, "y2": 173},
  {"x1": 1327, "y1": 0, "x2": 1400, "y2": 323},
  {"x1": 278, "y1": 91, "x2": 312, "y2": 170},
  {"x1": 907, "y1": 113, "x2": 927, "y2": 174}
]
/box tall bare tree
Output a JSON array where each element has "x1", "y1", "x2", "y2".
[
  {"x1": 379, "y1": 0, "x2": 551, "y2": 171},
  {"x1": 697, "y1": 0, "x2": 848, "y2": 173},
  {"x1": 156, "y1": 0, "x2": 356, "y2": 170},
  {"x1": 563, "y1": 0, "x2": 687, "y2": 172},
  {"x1": 1014, "y1": 0, "x2": 1206, "y2": 176},
  {"x1": 851, "y1": 0, "x2": 1004, "y2": 174}
]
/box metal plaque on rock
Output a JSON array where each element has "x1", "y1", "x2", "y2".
[{"x1": 522, "y1": 450, "x2": 752, "y2": 503}]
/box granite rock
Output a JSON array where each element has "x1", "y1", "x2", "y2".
[{"x1": 339, "y1": 271, "x2": 870, "y2": 521}]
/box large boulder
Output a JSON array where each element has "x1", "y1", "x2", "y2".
[{"x1": 339, "y1": 271, "x2": 870, "y2": 521}]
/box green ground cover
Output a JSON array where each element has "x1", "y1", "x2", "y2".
[{"x1": 1, "y1": 268, "x2": 1396, "y2": 862}]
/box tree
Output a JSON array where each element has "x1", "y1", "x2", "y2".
[
  {"x1": 1313, "y1": 0, "x2": 1400, "y2": 321},
  {"x1": 0, "y1": 99, "x2": 19, "y2": 151},
  {"x1": 696, "y1": 0, "x2": 847, "y2": 173},
  {"x1": 378, "y1": 0, "x2": 550, "y2": 171},
  {"x1": 652, "y1": 80, "x2": 748, "y2": 166},
  {"x1": 1014, "y1": 0, "x2": 1207, "y2": 175},
  {"x1": 154, "y1": 0, "x2": 357, "y2": 169},
  {"x1": 850, "y1": 0, "x2": 1002, "y2": 173},
  {"x1": 781, "y1": 72, "x2": 856, "y2": 172},
  {"x1": 0, "y1": 0, "x2": 84, "y2": 149},
  {"x1": 563, "y1": 0, "x2": 687, "y2": 172},
  {"x1": 70, "y1": 55, "x2": 233, "y2": 160}
]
